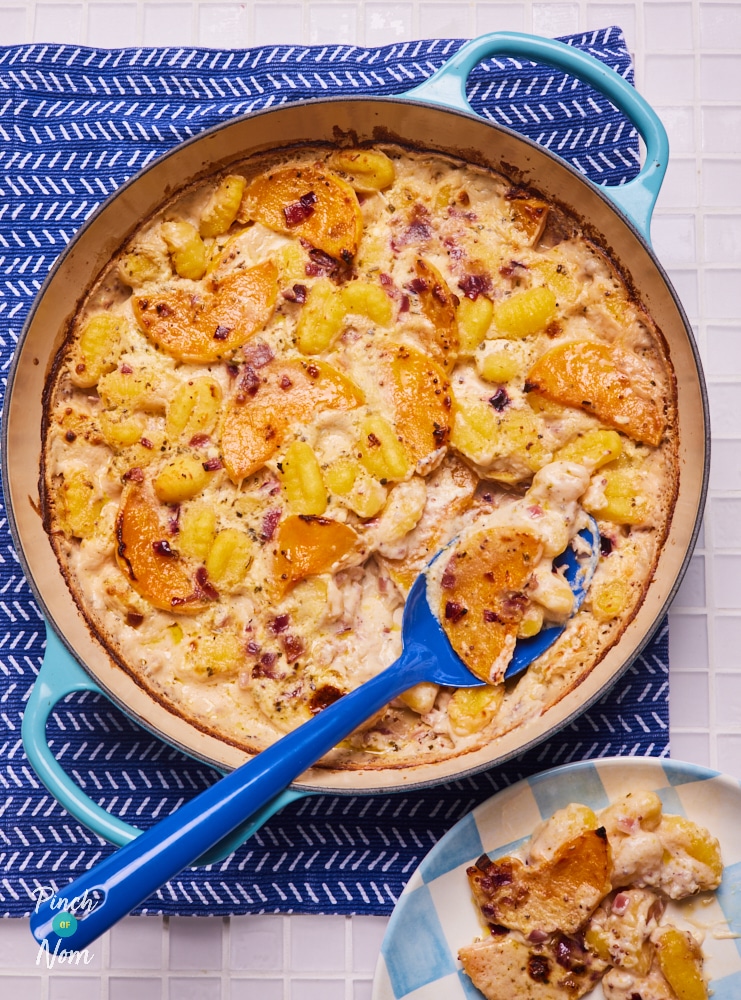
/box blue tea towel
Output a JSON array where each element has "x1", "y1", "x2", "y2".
[{"x1": 0, "y1": 26, "x2": 669, "y2": 917}]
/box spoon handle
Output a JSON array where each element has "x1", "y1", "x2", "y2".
[{"x1": 29, "y1": 643, "x2": 434, "y2": 952}]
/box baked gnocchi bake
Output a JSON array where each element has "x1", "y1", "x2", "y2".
[
  {"x1": 42, "y1": 143, "x2": 678, "y2": 766},
  {"x1": 460, "y1": 792, "x2": 722, "y2": 999}
]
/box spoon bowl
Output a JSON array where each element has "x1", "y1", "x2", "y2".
[{"x1": 30, "y1": 517, "x2": 599, "y2": 951}]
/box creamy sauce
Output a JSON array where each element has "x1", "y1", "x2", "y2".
[{"x1": 43, "y1": 145, "x2": 678, "y2": 767}]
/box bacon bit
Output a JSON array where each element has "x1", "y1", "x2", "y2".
[
  {"x1": 252, "y1": 651, "x2": 279, "y2": 679},
  {"x1": 282, "y1": 634, "x2": 304, "y2": 663},
  {"x1": 189, "y1": 433, "x2": 210, "y2": 447},
  {"x1": 213, "y1": 324, "x2": 232, "y2": 341},
  {"x1": 527, "y1": 955, "x2": 550, "y2": 984},
  {"x1": 616, "y1": 815, "x2": 638, "y2": 835},
  {"x1": 123, "y1": 467, "x2": 144, "y2": 483},
  {"x1": 488, "y1": 923, "x2": 509, "y2": 936},
  {"x1": 279, "y1": 375, "x2": 293, "y2": 390},
  {"x1": 226, "y1": 362, "x2": 240, "y2": 379},
  {"x1": 445, "y1": 601, "x2": 468, "y2": 623},
  {"x1": 443, "y1": 237, "x2": 464, "y2": 261},
  {"x1": 523, "y1": 379, "x2": 538, "y2": 393},
  {"x1": 261, "y1": 508, "x2": 281, "y2": 541},
  {"x1": 545, "y1": 321, "x2": 562, "y2": 338},
  {"x1": 489, "y1": 387, "x2": 510, "y2": 412},
  {"x1": 528, "y1": 929, "x2": 549, "y2": 944},
  {"x1": 379, "y1": 272, "x2": 393, "y2": 287},
  {"x1": 309, "y1": 684, "x2": 344, "y2": 714},
  {"x1": 246, "y1": 640, "x2": 261, "y2": 656},
  {"x1": 555, "y1": 936, "x2": 587, "y2": 970},
  {"x1": 168, "y1": 506, "x2": 181, "y2": 535},
  {"x1": 527, "y1": 504, "x2": 544, "y2": 518},
  {"x1": 242, "y1": 342, "x2": 274, "y2": 368},
  {"x1": 305, "y1": 247, "x2": 339, "y2": 277},
  {"x1": 306, "y1": 363, "x2": 320, "y2": 379},
  {"x1": 283, "y1": 283, "x2": 308, "y2": 303},
  {"x1": 269, "y1": 614, "x2": 290, "y2": 634},
  {"x1": 392, "y1": 204, "x2": 433, "y2": 251},
  {"x1": 284, "y1": 191, "x2": 317, "y2": 227},
  {"x1": 612, "y1": 893, "x2": 631, "y2": 916},
  {"x1": 202, "y1": 457, "x2": 223, "y2": 471},
  {"x1": 499, "y1": 260, "x2": 528, "y2": 278},
  {"x1": 140, "y1": 437, "x2": 153, "y2": 449},
  {"x1": 600, "y1": 536, "x2": 614, "y2": 556},
  {"x1": 408, "y1": 277, "x2": 428, "y2": 294},
  {"x1": 152, "y1": 539, "x2": 176, "y2": 558},
  {"x1": 236, "y1": 365, "x2": 260, "y2": 402},
  {"x1": 399, "y1": 294, "x2": 410, "y2": 313},
  {"x1": 126, "y1": 611, "x2": 144, "y2": 628},
  {"x1": 501, "y1": 593, "x2": 528, "y2": 620},
  {"x1": 367, "y1": 432, "x2": 381, "y2": 447},
  {"x1": 155, "y1": 302, "x2": 173, "y2": 317},
  {"x1": 441, "y1": 567, "x2": 456, "y2": 590},
  {"x1": 120, "y1": 363, "x2": 133, "y2": 374},
  {"x1": 431, "y1": 282, "x2": 450, "y2": 305},
  {"x1": 458, "y1": 273, "x2": 492, "y2": 300},
  {"x1": 195, "y1": 566, "x2": 219, "y2": 601},
  {"x1": 483, "y1": 609, "x2": 501, "y2": 623}
]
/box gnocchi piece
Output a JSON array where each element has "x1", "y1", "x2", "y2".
[
  {"x1": 357, "y1": 414, "x2": 412, "y2": 483},
  {"x1": 166, "y1": 377, "x2": 223, "y2": 444},
  {"x1": 177, "y1": 504, "x2": 217, "y2": 561},
  {"x1": 153, "y1": 455, "x2": 211, "y2": 504},
  {"x1": 591, "y1": 578, "x2": 631, "y2": 621},
  {"x1": 341, "y1": 279, "x2": 394, "y2": 327},
  {"x1": 160, "y1": 219, "x2": 208, "y2": 280},
  {"x1": 493, "y1": 285, "x2": 557, "y2": 338},
  {"x1": 55, "y1": 469, "x2": 105, "y2": 539},
  {"x1": 118, "y1": 246, "x2": 171, "y2": 288},
  {"x1": 199, "y1": 174, "x2": 246, "y2": 238},
  {"x1": 448, "y1": 685, "x2": 503, "y2": 736},
  {"x1": 656, "y1": 928, "x2": 708, "y2": 1000},
  {"x1": 279, "y1": 441, "x2": 328, "y2": 516},
  {"x1": 69, "y1": 313, "x2": 123, "y2": 389},
  {"x1": 324, "y1": 457, "x2": 387, "y2": 518},
  {"x1": 295, "y1": 278, "x2": 346, "y2": 354},
  {"x1": 205, "y1": 528, "x2": 253, "y2": 590},
  {"x1": 555, "y1": 428, "x2": 623, "y2": 471},
  {"x1": 329, "y1": 148, "x2": 396, "y2": 191},
  {"x1": 456, "y1": 294, "x2": 493, "y2": 356}
]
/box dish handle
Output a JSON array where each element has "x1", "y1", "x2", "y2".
[
  {"x1": 22, "y1": 621, "x2": 308, "y2": 866},
  {"x1": 404, "y1": 31, "x2": 668, "y2": 243}
]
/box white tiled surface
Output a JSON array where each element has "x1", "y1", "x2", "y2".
[{"x1": 2, "y1": 0, "x2": 740, "y2": 994}]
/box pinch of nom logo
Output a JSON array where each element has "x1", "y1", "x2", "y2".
[{"x1": 32, "y1": 886, "x2": 99, "y2": 969}]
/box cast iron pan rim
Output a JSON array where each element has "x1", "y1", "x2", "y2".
[{"x1": 1, "y1": 93, "x2": 710, "y2": 791}]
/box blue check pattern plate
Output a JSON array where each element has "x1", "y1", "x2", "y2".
[{"x1": 373, "y1": 758, "x2": 741, "y2": 1000}]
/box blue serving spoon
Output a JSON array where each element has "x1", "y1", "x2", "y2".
[{"x1": 30, "y1": 517, "x2": 599, "y2": 951}]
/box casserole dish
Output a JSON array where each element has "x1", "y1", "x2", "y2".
[{"x1": 5, "y1": 33, "x2": 707, "y2": 857}]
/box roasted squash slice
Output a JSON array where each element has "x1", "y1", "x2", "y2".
[
  {"x1": 221, "y1": 358, "x2": 364, "y2": 482},
  {"x1": 439, "y1": 528, "x2": 541, "y2": 684},
  {"x1": 131, "y1": 261, "x2": 278, "y2": 363},
  {"x1": 272, "y1": 514, "x2": 357, "y2": 596},
  {"x1": 115, "y1": 481, "x2": 213, "y2": 613},
  {"x1": 240, "y1": 165, "x2": 363, "y2": 262},
  {"x1": 525, "y1": 340, "x2": 665, "y2": 446}
]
